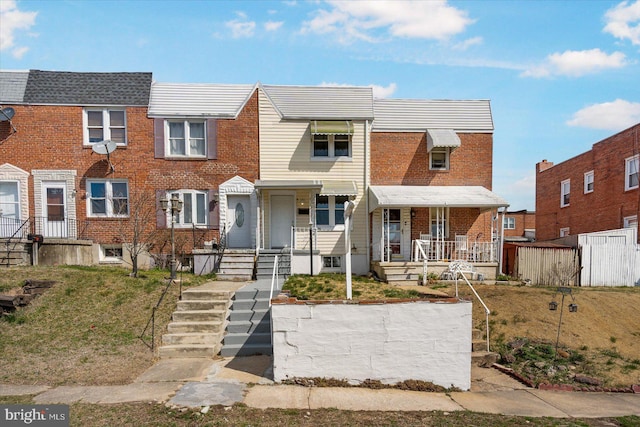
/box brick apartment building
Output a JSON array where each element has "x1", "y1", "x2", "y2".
[
  {"x1": 503, "y1": 210, "x2": 535, "y2": 242},
  {"x1": 535, "y1": 123, "x2": 640, "y2": 243}
]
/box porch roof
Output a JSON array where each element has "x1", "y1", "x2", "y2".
[{"x1": 368, "y1": 185, "x2": 509, "y2": 212}]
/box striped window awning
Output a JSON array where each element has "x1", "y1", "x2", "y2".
[
  {"x1": 310, "y1": 120, "x2": 354, "y2": 135},
  {"x1": 320, "y1": 180, "x2": 358, "y2": 196},
  {"x1": 427, "y1": 129, "x2": 461, "y2": 151}
]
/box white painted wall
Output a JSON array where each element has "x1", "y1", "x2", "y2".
[{"x1": 271, "y1": 300, "x2": 472, "y2": 390}]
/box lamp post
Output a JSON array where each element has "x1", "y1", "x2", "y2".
[
  {"x1": 160, "y1": 195, "x2": 183, "y2": 280},
  {"x1": 548, "y1": 286, "x2": 578, "y2": 358}
]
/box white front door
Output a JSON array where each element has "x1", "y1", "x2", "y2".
[
  {"x1": 0, "y1": 181, "x2": 20, "y2": 238},
  {"x1": 227, "y1": 195, "x2": 251, "y2": 248},
  {"x1": 384, "y1": 208, "x2": 403, "y2": 261},
  {"x1": 270, "y1": 195, "x2": 294, "y2": 249},
  {"x1": 42, "y1": 182, "x2": 68, "y2": 238}
]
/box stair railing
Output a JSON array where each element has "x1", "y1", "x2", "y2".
[
  {"x1": 2, "y1": 217, "x2": 30, "y2": 267},
  {"x1": 213, "y1": 225, "x2": 227, "y2": 273},
  {"x1": 269, "y1": 255, "x2": 279, "y2": 307},
  {"x1": 139, "y1": 277, "x2": 177, "y2": 352},
  {"x1": 452, "y1": 265, "x2": 491, "y2": 352}
]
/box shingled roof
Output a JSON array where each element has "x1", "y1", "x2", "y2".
[{"x1": 22, "y1": 70, "x2": 152, "y2": 106}]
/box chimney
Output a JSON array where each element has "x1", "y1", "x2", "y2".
[{"x1": 536, "y1": 159, "x2": 554, "y2": 173}]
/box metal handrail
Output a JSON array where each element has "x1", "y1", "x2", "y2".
[
  {"x1": 2, "y1": 217, "x2": 31, "y2": 267},
  {"x1": 139, "y1": 278, "x2": 177, "y2": 352},
  {"x1": 213, "y1": 225, "x2": 227, "y2": 273},
  {"x1": 269, "y1": 255, "x2": 279, "y2": 307},
  {"x1": 453, "y1": 265, "x2": 491, "y2": 352}
]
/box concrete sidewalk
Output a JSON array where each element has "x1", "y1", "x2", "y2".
[{"x1": 2, "y1": 356, "x2": 639, "y2": 418}]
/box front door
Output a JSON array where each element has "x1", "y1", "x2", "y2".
[
  {"x1": 270, "y1": 195, "x2": 294, "y2": 249},
  {"x1": 42, "y1": 182, "x2": 68, "y2": 238},
  {"x1": 227, "y1": 195, "x2": 251, "y2": 248},
  {"x1": 384, "y1": 208, "x2": 402, "y2": 260},
  {"x1": 0, "y1": 181, "x2": 20, "y2": 238}
]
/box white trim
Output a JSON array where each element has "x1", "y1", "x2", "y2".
[
  {"x1": 560, "y1": 227, "x2": 570, "y2": 237},
  {"x1": 83, "y1": 108, "x2": 127, "y2": 146},
  {"x1": 429, "y1": 147, "x2": 450, "y2": 170},
  {"x1": 584, "y1": 170, "x2": 594, "y2": 194},
  {"x1": 560, "y1": 179, "x2": 570, "y2": 207},
  {"x1": 164, "y1": 189, "x2": 208, "y2": 228},
  {"x1": 87, "y1": 179, "x2": 129, "y2": 218},
  {"x1": 625, "y1": 154, "x2": 639, "y2": 191},
  {"x1": 623, "y1": 215, "x2": 638, "y2": 229},
  {"x1": 164, "y1": 119, "x2": 207, "y2": 158}
]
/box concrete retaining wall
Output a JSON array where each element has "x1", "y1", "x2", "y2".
[{"x1": 271, "y1": 298, "x2": 472, "y2": 390}]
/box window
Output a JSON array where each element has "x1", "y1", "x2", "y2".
[
  {"x1": 430, "y1": 147, "x2": 450, "y2": 170},
  {"x1": 167, "y1": 190, "x2": 208, "y2": 227},
  {"x1": 166, "y1": 120, "x2": 206, "y2": 157},
  {"x1": 624, "y1": 215, "x2": 638, "y2": 230},
  {"x1": 315, "y1": 195, "x2": 349, "y2": 228},
  {"x1": 584, "y1": 171, "x2": 594, "y2": 194},
  {"x1": 430, "y1": 207, "x2": 449, "y2": 238},
  {"x1": 625, "y1": 155, "x2": 639, "y2": 191},
  {"x1": 87, "y1": 180, "x2": 129, "y2": 217},
  {"x1": 0, "y1": 181, "x2": 20, "y2": 238},
  {"x1": 84, "y1": 109, "x2": 126, "y2": 145},
  {"x1": 560, "y1": 227, "x2": 570, "y2": 237},
  {"x1": 312, "y1": 134, "x2": 351, "y2": 159},
  {"x1": 504, "y1": 217, "x2": 516, "y2": 230},
  {"x1": 100, "y1": 244, "x2": 123, "y2": 262},
  {"x1": 560, "y1": 179, "x2": 570, "y2": 207},
  {"x1": 323, "y1": 256, "x2": 342, "y2": 270}
]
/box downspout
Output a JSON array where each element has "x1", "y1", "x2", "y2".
[{"x1": 365, "y1": 120, "x2": 371, "y2": 272}]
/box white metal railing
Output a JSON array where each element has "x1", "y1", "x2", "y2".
[
  {"x1": 412, "y1": 240, "x2": 498, "y2": 263},
  {"x1": 450, "y1": 263, "x2": 491, "y2": 352},
  {"x1": 412, "y1": 240, "x2": 428, "y2": 285},
  {"x1": 269, "y1": 255, "x2": 279, "y2": 307}
]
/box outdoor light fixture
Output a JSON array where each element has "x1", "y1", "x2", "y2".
[
  {"x1": 548, "y1": 286, "x2": 578, "y2": 357},
  {"x1": 160, "y1": 194, "x2": 183, "y2": 280}
]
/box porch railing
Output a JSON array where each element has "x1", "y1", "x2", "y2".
[{"x1": 412, "y1": 240, "x2": 498, "y2": 263}]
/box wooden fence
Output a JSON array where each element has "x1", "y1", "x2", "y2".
[
  {"x1": 515, "y1": 247, "x2": 580, "y2": 286},
  {"x1": 580, "y1": 244, "x2": 640, "y2": 287}
]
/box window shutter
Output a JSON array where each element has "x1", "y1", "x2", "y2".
[
  {"x1": 156, "y1": 190, "x2": 167, "y2": 229},
  {"x1": 154, "y1": 119, "x2": 165, "y2": 159},
  {"x1": 208, "y1": 189, "x2": 219, "y2": 229},
  {"x1": 207, "y1": 119, "x2": 217, "y2": 160}
]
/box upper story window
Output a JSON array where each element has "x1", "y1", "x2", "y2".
[
  {"x1": 625, "y1": 154, "x2": 639, "y2": 191},
  {"x1": 430, "y1": 147, "x2": 450, "y2": 170},
  {"x1": 312, "y1": 134, "x2": 351, "y2": 159},
  {"x1": 167, "y1": 190, "x2": 208, "y2": 227},
  {"x1": 315, "y1": 195, "x2": 349, "y2": 229},
  {"x1": 87, "y1": 179, "x2": 129, "y2": 217},
  {"x1": 584, "y1": 171, "x2": 594, "y2": 194},
  {"x1": 310, "y1": 120, "x2": 353, "y2": 160},
  {"x1": 166, "y1": 120, "x2": 206, "y2": 157},
  {"x1": 504, "y1": 217, "x2": 516, "y2": 230},
  {"x1": 84, "y1": 109, "x2": 126, "y2": 145},
  {"x1": 560, "y1": 179, "x2": 570, "y2": 207}
]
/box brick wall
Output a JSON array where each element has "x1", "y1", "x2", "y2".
[
  {"x1": 535, "y1": 124, "x2": 640, "y2": 242},
  {"x1": 504, "y1": 210, "x2": 535, "y2": 238},
  {"x1": 0, "y1": 91, "x2": 260, "y2": 252}
]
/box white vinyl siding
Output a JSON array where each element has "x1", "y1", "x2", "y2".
[{"x1": 258, "y1": 89, "x2": 367, "y2": 255}]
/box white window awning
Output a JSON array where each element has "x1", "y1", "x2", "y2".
[
  {"x1": 427, "y1": 129, "x2": 461, "y2": 151},
  {"x1": 310, "y1": 120, "x2": 354, "y2": 135},
  {"x1": 320, "y1": 180, "x2": 358, "y2": 196},
  {"x1": 368, "y1": 185, "x2": 509, "y2": 212}
]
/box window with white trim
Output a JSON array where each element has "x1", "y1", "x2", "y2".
[
  {"x1": 100, "y1": 244, "x2": 123, "y2": 262},
  {"x1": 430, "y1": 147, "x2": 450, "y2": 170},
  {"x1": 623, "y1": 215, "x2": 638, "y2": 230},
  {"x1": 504, "y1": 217, "x2": 516, "y2": 230},
  {"x1": 559, "y1": 227, "x2": 570, "y2": 237},
  {"x1": 322, "y1": 256, "x2": 342, "y2": 271},
  {"x1": 167, "y1": 190, "x2": 208, "y2": 227},
  {"x1": 87, "y1": 180, "x2": 129, "y2": 217},
  {"x1": 625, "y1": 155, "x2": 639, "y2": 191},
  {"x1": 315, "y1": 195, "x2": 349, "y2": 229},
  {"x1": 584, "y1": 171, "x2": 594, "y2": 194},
  {"x1": 166, "y1": 120, "x2": 206, "y2": 157},
  {"x1": 312, "y1": 134, "x2": 351, "y2": 159},
  {"x1": 84, "y1": 108, "x2": 126, "y2": 145},
  {"x1": 560, "y1": 179, "x2": 570, "y2": 207},
  {"x1": 430, "y1": 207, "x2": 449, "y2": 239}
]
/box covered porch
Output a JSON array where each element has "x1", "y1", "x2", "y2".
[{"x1": 368, "y1": 185, "x2": 509, "y2": 282}]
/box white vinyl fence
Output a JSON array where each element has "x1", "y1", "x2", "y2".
[
  {"x1": 580, "y1": 244, "x2": 640, "y2": 287},
  {"x1": 516, "y1": 247, "x2": 580, "y2": 286}
]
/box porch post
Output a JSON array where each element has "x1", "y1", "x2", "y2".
[{"x1": 498, "y1": 207, "x2": 506, "y2": 274}]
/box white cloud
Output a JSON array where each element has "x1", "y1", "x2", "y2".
[
  {"x1": 603, "y1": 0, "x2": 640, "y2": 45},
  {"x1": 567, "y1": 99, "x2": 640, "y2": 131},
  {"x1": 319, "y1": 81, "x2": 397, "y2": 98},
  {"x1": 0, "y1": 0, "x2": 37, "y2": 53},
  {"x1": 453, "y1": 36, "x2": 483, "y2": 51},
  {"x1": 264, "y1": 20, "x2": 283, "y2": 32},
  {"x1": 301, "y1": 0, "x2": 473, "y2": 44},
  {"x1": 521, "y1": 49, "x2": 627, "y2": 78},
  {"x1": 225, "y1": 19, "x2": 256, "y2": 38},
  {"x1": 11, "y1": 45, "x2": 28, "y2": 59}
]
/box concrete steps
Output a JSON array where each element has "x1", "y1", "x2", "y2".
[
  {"x1": 0, "y1": 240, "x2": 30, "y2": 267},
  {"x1": 159, "y1": 288, "x2": 233, "y2": 359},
  {"x1": 471, "y1": 328, "x2": 499, "y2": 366},
  {"x1": 255, "y1": 251, "x2": 291, "y2": 279},
  {"x1": 378, "y1": 263, "x2": 421, "y2": 282},
  {"x1": 217, "y1": 250, "x2": 255, "y2": 281},
  {"x1": 221, "y1": 282, "x2": 280, "y2": 357}
]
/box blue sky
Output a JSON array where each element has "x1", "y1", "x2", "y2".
[{"x1": 2, "y1": 0, "x2": 639, "y2": 211}]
